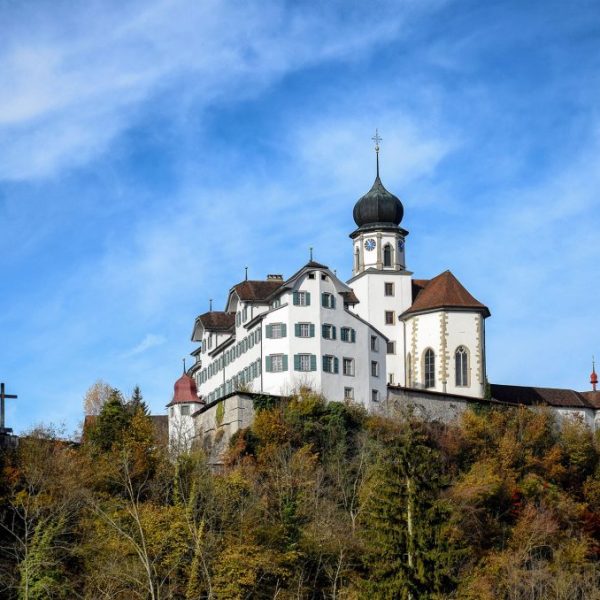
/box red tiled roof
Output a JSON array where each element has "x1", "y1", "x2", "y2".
[
  {"x1": 341, "y1": 290, "x2": 360, "y2": 305},
  {"x1": 491, "y1": 384, "x2": 592, "y2": 408},
  {"x1": 581, "y1": 391, "x2": 600, "y2": 409},
  {"x1": 197, "y1": 311, "x2": 235, "y2": 331},
  {"x1": 167, "y1": 373, "x2": 200, "y2": 406},
  {"x1": 411, "y1": 279, "x2": 429, "y2": 302},
  {"x1": 402, "y1": 271, "x2": 490, "y2": 318},
  {"x1": 232, "y1": 280, "x2": 283, "y2": 302}
]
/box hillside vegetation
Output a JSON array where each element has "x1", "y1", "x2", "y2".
[{"x1": 1, "y1": 389, "x2": 600, "y2": 599}]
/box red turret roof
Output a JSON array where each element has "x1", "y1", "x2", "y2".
[
  {"x1": 167, "y1": 373, "x2": 201, "y2": 406},
  {"x1": 401, "y1": 270, "x2": 490, "y2": 318}
]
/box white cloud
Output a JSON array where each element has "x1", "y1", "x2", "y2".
[
  {"x1": 122, "y1": 333, "x2": 166, "y2": 357},
  {"x1": 0, "y1": 0, "x2": 444, "y2": 181}
]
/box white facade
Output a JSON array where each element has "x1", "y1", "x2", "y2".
[
  {"x1": 189, "y1": 264, "x2": 388, "y2": 410},
  {"x1": 168, "y1": 399, "x2": 203, "y2": 451},
  {"x1": 403, "y1": 310, "x2": 486, "y2": 398}
]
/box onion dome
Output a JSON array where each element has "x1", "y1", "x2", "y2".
[
  {"x1": 591, "y1": 358, "x2": 598, "y2": 391},
  {"x1": 353, "y1": 175, "x2": 404, "y2": 229},
  {"x1": 170, "y1": 373, "x2": 199, "y2": 405}
]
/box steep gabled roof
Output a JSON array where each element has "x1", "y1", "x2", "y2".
[
  {"x1": 402, "y1": 270, "x2": 490, "y2": 318},
  {"x1": 232, "y1": 280, "x2": 283, "y2": 302},
  {"x1": 195, "y1": 311, "x2": 235, "y2": 331}
]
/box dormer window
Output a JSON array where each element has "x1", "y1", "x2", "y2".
[
  {"x1": 308, "y1": 273, "x2": 316, "y2": 280},
  {"x1": 293, "y1": 291, "x2": 311, "y2": 306},
  {"x1": 321, "y1": 292, "x2": 336, "y2": 309}
]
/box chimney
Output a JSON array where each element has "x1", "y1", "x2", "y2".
[{"x1": 267, "y1": 274, "x2": 283, "y2": 281}]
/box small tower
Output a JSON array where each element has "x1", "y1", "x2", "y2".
[
  {"x1": 591, "y1": 358, "x2": 598, "y2": 392},
  {"x1": 350, "y1": 130, "x2": 408, "y2": 275},
  {"x1": 167, "y1": 361, "x2": 203, "y2": 451}
]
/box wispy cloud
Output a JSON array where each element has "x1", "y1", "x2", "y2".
[{"x1": 122, "y1": 333, "x2": 166, "y2": 357}]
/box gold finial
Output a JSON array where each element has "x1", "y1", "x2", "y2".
[{"x1": 372, "y1": 129, "x2": 382, "y2": 177}]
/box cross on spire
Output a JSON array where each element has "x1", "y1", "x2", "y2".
[
  {"x1": 0, "y1": 382, "x2": 17, "y2": 433},
  {"x1": 372, "y1": 129, "x2": 382, "y2": 177}
]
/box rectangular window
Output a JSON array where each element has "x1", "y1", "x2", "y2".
[
  {"x1": 343, "y1": 357, "x2": 355, "y2": 376},
  {"x1": 371, "y1": 336, "x2": 379, "y2": 352},
  {"x1": 388, "y1": 373, "x2": 395, "y2": 384},
  {"x1": 344, "y1": 387, "x2": 354, "y2": 401},
  {"x1": 385, "y1": 311, "x2": 395, "y2": 325},
  {"x1": 340, "y1": 327, "x2": 356, "y2": 343},
  {"x1": 384, "y1": 282, "x2": 394, "y2": 296},
  {"x1": 180, "y1": 405, "x2": 190, "y2": 416},
  {"x1": 371, "y1": 361, "x2": 379, "y2": 377},
  {"x1": 322, "y1": 355, "x2": 339, "y2": 374},
  {"x1": 242, "y1": 306, "x2": 248, "y2": 322},
  {"x1": 322, "y1": 324, "x2": 337, "y2": 340},
  {"x1": 387, "y1": 341, "x2": 395, "y2": 354},
  {"x1": 372, "y1": 389, "x2": 379, "y2": 403},
  {"x1": 267, "y1": 323, "x2": 287, "y2": 338},
  {"x1": 266, "y1": 354, "x2": 288, "y2": 372},
  {"x1": 308, "y1": 273, "x2": 316, "y2": 279},
  {"x1": 293, "y1": 291, "x2": 310, "y2": 306},
  {"x1": 321, "y1": 292, "x2": 336, "y2": 309},
  {"x1": 295, "y1": 323, "x2": 314, "y2": 337},
  {"x1": 169, "y1": 407, "x2": 174, "y2": 417},
  {"x1": 321, "y1": 273, "x2": 328, "y2": 281},
  {"x1": 294, "y1": 353, "x2": 316, "y2": 372}
]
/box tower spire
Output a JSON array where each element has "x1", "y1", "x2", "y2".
[
  {"x1": 182, "y1": 357, "x2": 186, "y2": 374},
  {"x1": 591, "y1": 356, "x2": 598, "y2": 392},
  {"x1": 372, "y1": 129, "x2": 382, "y2": 178}
]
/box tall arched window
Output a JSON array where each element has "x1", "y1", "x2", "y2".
[
  {"x1": 424, "y1": 348, "x2": 435, "y2": 388},
  {"x1": 383, "y1": 243, "x2": 392, "y2": 267},
  {"x1": 406, "y1": 353, "x2": 412, "y2": 387},
  {"x1": 455, "y1": 346, "x2": 469, "y2": 387}
]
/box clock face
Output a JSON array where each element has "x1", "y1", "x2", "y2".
[
  {"x1": 364, "y1": 238, "x2": 376, "y2": 251},
  {"x1": 398, "y1": 239, "x2": 405, "y2": 251}
]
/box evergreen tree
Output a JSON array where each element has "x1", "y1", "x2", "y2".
[
  {"x1": 360, "y1": 417, "x2": 463, "y2": 599},
  {"x1": 127, "y1": 385, "x2": 149, "y2": 416},
  {"x1": 87, "y1": 389, "x2": 131, "y2": 452}
]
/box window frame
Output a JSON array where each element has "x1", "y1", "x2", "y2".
[
  {"x1": 423, "y1": 348, "x2": 435, "y2": 389},
  {"x1": 343, "y1": 357, "x2": 355, "y2": 376},
  {"x1": 385, "y1": 310, "x2": 395, "y2": 325},
  {"x1": 384, "y1": 282, "x2": 394, "y2": 296},
  {"x1": 371, "y1": 360, "x2": 379, "y2": 377},
  {"x1": 455, "y1": 345, "x2": 470, "y2": 387}
]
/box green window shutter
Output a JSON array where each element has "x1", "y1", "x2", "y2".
[
  {"x1": 281, "y1": 324, "x2": 287, "y2": 337},
  {"x1": 321, "y1": 293, "x2": 327, "y2": 307},
  {"x1": 294, "y1": 354, "x2": 300, "y2": 371},
  {"x1": 332, "y1": 296, "x2": 336, "y2": 309},
  {"x1": 310, "y1": 323, "x2": 315, "y2": 337},
  {"x1": 351, "y1": 329, "x2": 356, "y2": 343},
  {"x1": 334, "y1": 357, "x2": 339, "y2": 374},
  {"x1": 332, "y1": 326, "x2": 337, "y2": 340},
  {"x1": 266, "y1": 324, "x2": 272, "y2": 338},
  {"x1": 293, "y1": 291, "x2": 299, "y2": 306},
  {"x1": 306, "y1": 292, "x2": 311, "y2": 306},
  {"x1": 322, "y1": 324, "x2": 327, "y2": 338},
  {"x1": 322, "y1": 355, "x2": 327, "y2": 371},
  {"x1": 257, "y1": 359, "x2": 262, "y2": 374},
  {"x1": 282, "y1": 355, "x2": 288, "y2": 371},
  {"x1": 310, "y1": 354, "x2": 317, "y2": 371},
  {"x1": 265, "y1": 356, "x2": 272, "y2": 372},
  {"x1": 295, "y1": 323, "x2": 300, "y2": 337}
]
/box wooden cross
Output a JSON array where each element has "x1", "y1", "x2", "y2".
[{"x1": 0, "y1": 382, "x2": 17, "y2": 432}]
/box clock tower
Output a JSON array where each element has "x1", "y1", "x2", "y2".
[{"x1": 347, "y1": 132, "x2": 413, "y2": 387}]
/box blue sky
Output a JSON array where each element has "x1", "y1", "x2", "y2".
[{"x1": 1, "y1": 0, "x2": 599, "y2": 434}]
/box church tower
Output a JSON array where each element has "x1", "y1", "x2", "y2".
[{"x1": 347, "y1": 132, "x2": 414, "y2": 387}]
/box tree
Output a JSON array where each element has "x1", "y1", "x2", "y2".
[
  {"x1": 83, "y1": 380, "x2": 113, "y2": 416},
  {"x1": 128, "y1": 386, "x2": 149, "y2": 416},
  {"x1": 360, "y1": 416, "x2": 464, "y2": 599},
  {"x1": 86, "y1": 389, "x2": 131, "y2": 453}
]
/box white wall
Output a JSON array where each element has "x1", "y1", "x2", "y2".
[{"x1": 404, "y1": 310, "x2": 484, "y2": 399}]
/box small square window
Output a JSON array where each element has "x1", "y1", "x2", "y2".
[
  {"x1": 321, "y1": 273, "x2": 328, "y2": 281},
  {"x1": 180, "y1": 405, "x2": 190, "y2": 416},
  {"x1": 308, "y1": 273, "x2": 316, "y2": 279},
  {"x1": 384, "y1": 282, "x2": 394, "y2": 296},
  {"x1": 385, "y1": 311, "x2": 395, "y2": 325},
  {"x1": 387, "y1": 341, "x2": 395, "y2": 354},
  {"x1": 371, "y1": 336, "x2": 379, "y2": 352},
  {"x1": 344, "y1": 387, "x2": 354, "y2": 401}
]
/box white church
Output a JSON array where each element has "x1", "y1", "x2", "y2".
[{"x1": 167, "y1": 137, "x2": 600, "y2": 454}]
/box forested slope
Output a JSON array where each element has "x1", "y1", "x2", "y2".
[{"x1": 1, "y1": 389, "x2": 600, "y2": 599}]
